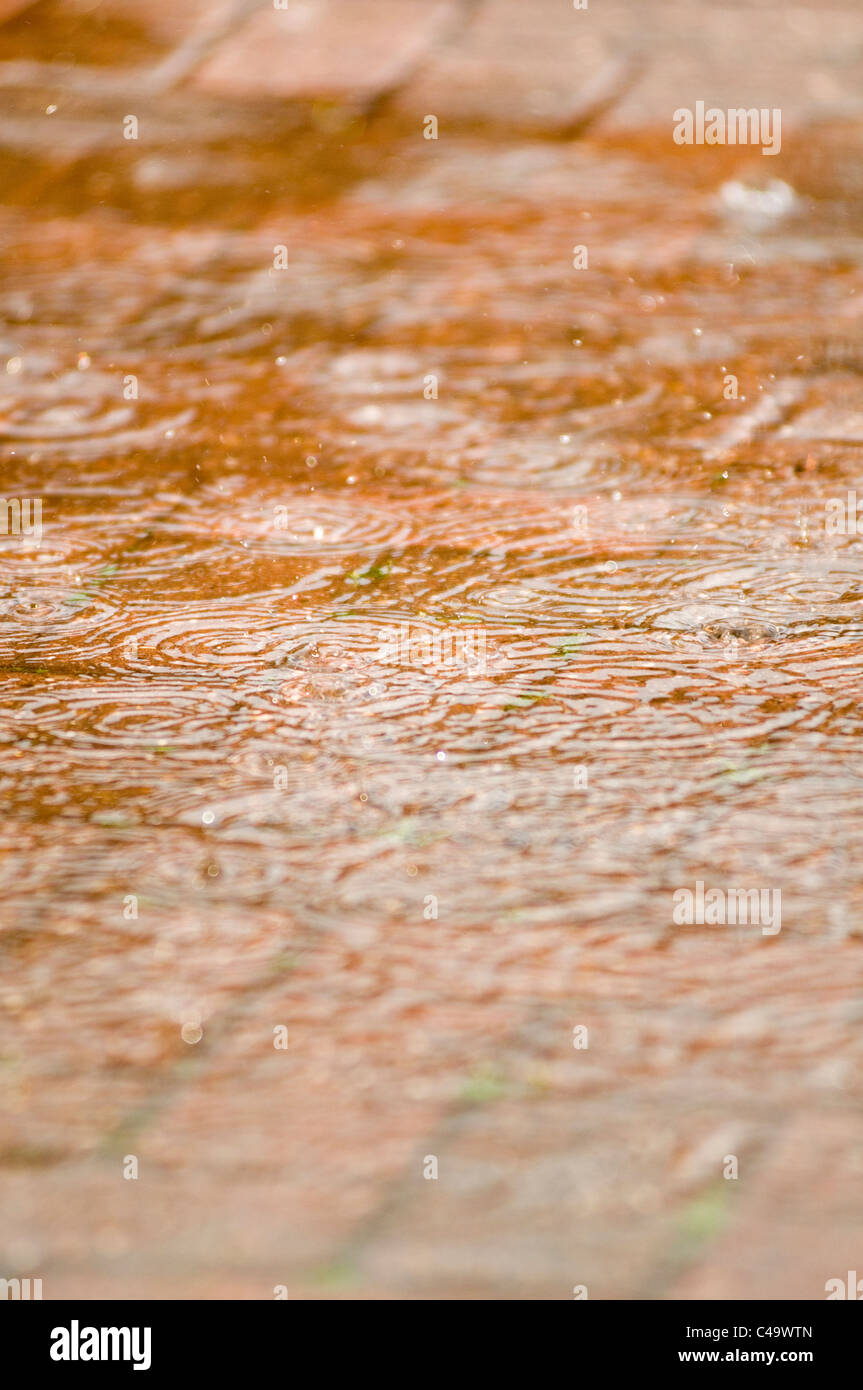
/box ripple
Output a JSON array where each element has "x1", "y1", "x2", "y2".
[
  {"x1": 4, "y1": 120, "x2": 863, "y2": 956},
  {"x1": 645, "y1": 602, "x2": 782, "y2": 641},
  {"x1": 0, "y1": 362, "x2": 195, "y2": 460},
  {"x1": 197, "y1": 492, "x2": 413, "y2": 554},
  {"x1": 0, "y1": 585, "x2": 117, "y2": 636},
  {"x1": 478, "y1": 583, "x2": 553, "y2": 613},
  {"x1": 8, "y1": 680, "x2": 240, "y2": 754}
]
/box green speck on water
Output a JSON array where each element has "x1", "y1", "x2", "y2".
[
  {"x1": 311, "y1": 1258, "x2": 357, "y2": 1288},
  {"x1": 347, "y1": 558, "x2": 393, "y2": 584},
  {"x1": 459, "y1": 1063, "x2": 509, "y2": 1104},
  {"x1": 65, "y1": 565, "x2": 120, "y2": 607},
  {"x1": 679, "y1": 1184, "x2": 729, "y2": 1242},
  {"x1": 718, "y1": 764, "x2": 771, "y2": 785},
  {"x1": 553, "y1": 633, "x2": 587, "y2": 655},
  {"x1": 375, "y1": 816, "x2": 440, "y2": 848},
  {"x1": 504, "y1": 690, "x2": 550, "y2": 709}
]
